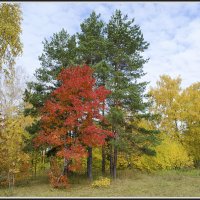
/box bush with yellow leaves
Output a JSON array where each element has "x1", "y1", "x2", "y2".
[
  {"x1": 92, "y1": 176, "x2": 111, "y2": 188},
  {"x1": 117, "y1": 153, "x2": 129, "y2": 169},
  {"x1": 132, "y1": 135, "x2": 193, "y2": 171}
]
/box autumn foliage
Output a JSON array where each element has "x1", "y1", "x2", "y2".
[
  {"x1": 34, "y1": 65, "x2": 113, "y2": 175},
  {"x1": 48, "y1": 158, "x2": 69, "y2": 188}
]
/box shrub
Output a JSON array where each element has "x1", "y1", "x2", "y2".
[
  {"x1": 48, "y1": 172, "x2": 68, "y2": 189},
  {"x1": 132, "y1": 136, "x2": 193, "y2": 171},
  {"x1": 48, "y1": 158, "x2": 68, "y2": 189},
  {"x1": 92, "y1": 176, "x2": 111, "y2": 188},
  {"x1": 117, "y1": 153, "x2": 129, "y2": 169}
]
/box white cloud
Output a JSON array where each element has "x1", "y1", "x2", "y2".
[{"x1": 15, "y1": 2, "x2": 200, "y2": 90}]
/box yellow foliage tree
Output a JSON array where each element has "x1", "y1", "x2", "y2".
[
  {"x1": 149, "y1": 75, "x2": 183, "y2": 141},
  {"x1": 0, "y1": 65, "x2": 33, "y2": 188},
  {"x1": 132, "y1": 134, "x2": 193, "y2": 171},
  {"x1": 179, "y1": 82, "x2": 200, "y2": 165},
  {"x1": 0, "y1": 114, "x2": 33, "y2": 188},
  {"x1": 131, "y1": 75, "x2": 195, "y2": 171},
  {"x1": 0, "y1": 3, "x2": 23, "y2": 69}
]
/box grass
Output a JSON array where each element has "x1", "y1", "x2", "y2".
[{"x1": 1, "y1": 169, "x2": 200, "y2": 197}]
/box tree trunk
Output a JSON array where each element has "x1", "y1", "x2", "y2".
[
  {"x1": 110, "y1": 144, "x2": 114, "y2": 178},
  {"x1": 12, "y1": 173, "x2": 15, "y2": 188},
  {"x1": 8, "y1": 172, "x2": 11, "y2": 190},
  {"x1": 101, "y1": 99, "x2": 106, "y2": 175},
  {"x1": 63, "y1": 157, "x2": 68, "y2": 176},
  {"x1": 31, "y1": 152, "x2": 34, "y2": 178},
  {"x1": 66, "y1": 159, "x2": 72, "y2": 175},
  {"x1": 42, "y1": 149, "x2": 45, "y2": 164},
  {"x1": 113, "y1": 146, "x2": 117, "y2": 179},
  {"x1": 63, "y1": 134, "x2": 68, "y2": 176},
  {"x1": 102, "y1": 146, "x2": 106, "y2": 175},
  {"x1": 87, "y1": 147, "x2": 92, "y2": 181},
  {"x1": 8, "y1": 171, "x2": 14, "y2": 190},
  {"x1": 34, "y1": 153, "x2": 37, "y2": 178}
]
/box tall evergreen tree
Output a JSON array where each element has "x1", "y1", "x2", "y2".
[
  {"x1": 77, "y1": 11, "x2": 106, "y2": 66},
  {"x1": 105, "y1": 10, "x2": 158, "y2": 179},
  {"x1": 77, "y1": 11, "x2": 110, "y2": 178},
  {"x1": 24, "y1": 29, "x2": 77, "y2": 129}
]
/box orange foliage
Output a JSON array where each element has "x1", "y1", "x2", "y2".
[
  {"x1": 34, "y1": 65, "x2": 113, "y2": 174},
  {"x1": 48, "y1": 158, "x2": 68, "y2": 189}
]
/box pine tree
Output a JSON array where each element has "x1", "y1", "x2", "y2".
[
  {"x1": 77, "y1": 11, "x2": 111, "y2": 177},
  {"x1": 24, "y1": 29, "x2": 78, "y2": 139},
  {"x1": 105, "y1": 10, "x2": 158, "y2": 179},
  {"x1": 77, "y1": 11, "x2": 106, "y2": 66}
]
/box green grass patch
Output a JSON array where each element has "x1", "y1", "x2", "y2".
[{"x1": 1, "y1": 169, "x2": 200, "y2": 197}]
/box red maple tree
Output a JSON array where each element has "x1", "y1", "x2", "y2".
[{"x1": 34, "y1": 65, "x2": 113, "y2": 178}]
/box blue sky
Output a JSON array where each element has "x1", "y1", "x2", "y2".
[{"x1": 15, "y1": 2, "x2": 200, "y2": 90}]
